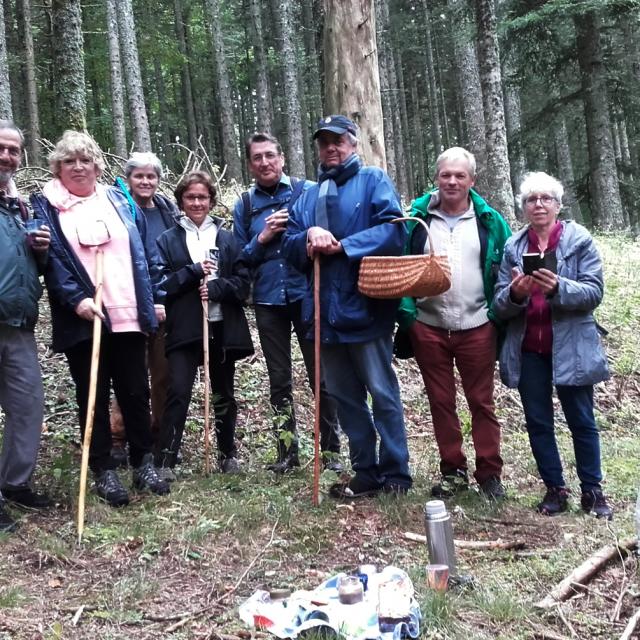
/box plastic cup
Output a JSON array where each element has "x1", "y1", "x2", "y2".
[
  {"x1": 426, "y1": 564, "x2": 449, "y2": 592},
  {"x1": 25, "y1": 219, "x2": 44, "y2": 235}
]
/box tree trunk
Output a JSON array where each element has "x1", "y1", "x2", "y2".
[
  {"x1": 16, "y1": 0, "x2": 40, "y2": 162},
  {"x1": 475, "y1": 0, "x2": 515, "y2": 223},
  {"x1": 552, "y1": 116, "x2": 582, "y2": 223},
  {"x1": 204, "y1": 0, "x2": 242, "y2": 182},
  {"x1": 116, "y1": 0, "x2": 151, "y2": 151},
  {"x1": 0, "y1": 0, "x2": 13, "y2": 120},
  {"x1": 395, "y1": 54, "x2": 414, "y2": 196},
  {"x1": 248, "y1": 0, "x2": 273, "y2": 132},
  {"x1": 410, "y1": 75, "x2": 428, "y2": 193},
  {"x1": 421, "y1": 0, "x2": 442, "y2": 156},
  {"x1": 174, "y1": 0, "x2": 197, "y2": 152},
  {"x1": 275, "y1": 0, "x2": 306, "y2": 177},
  {"x1": 52, "y1": 0, "x2": 85, "y2": 131},
  {"x1": 323, "y1": 0, "x2": 386, "y2": 169},
  {"x1": 105, "y1": 0, "x2": 127, "y2": 157},
  {"x1": 502, "y1": 60, "x2": 526, "y2": 215},
  {"x1": 575, "y1": 10, "x2": 625, "y2": 230},
  {"x1": 447, "y1": 0, "x2": 487, "y2": 193},
  {"x1": 300, "y1": 0, "x2": 322, "y2": 131},
  {"x1": 375, "y1": 0, "x2": 397, "y2": 186}
]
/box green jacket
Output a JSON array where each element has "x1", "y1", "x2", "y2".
[{"x1": 397, "y1": 189, "x2": 511, "y2": 330}]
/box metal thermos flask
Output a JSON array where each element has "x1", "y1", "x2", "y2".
[{"x1": 424, "y1": 500, "x2": 457, "y2": 575}]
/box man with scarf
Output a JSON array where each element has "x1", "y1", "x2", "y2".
[
  {"x1": 282, "y1": 115, "x2": 412, "y2": 498},
  {"x1": 0, "y1": 120, "x2": 53, "y2": 531}
]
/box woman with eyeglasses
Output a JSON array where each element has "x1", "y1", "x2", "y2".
[
  {"x1": 31, "y1": 130, "x2": 169, "y2": 507},
  {"x1": 493, "y1": 172, "x2": 612, "y2": 519},
  {"x1": 154, "y1": 171, "x2": 253, "y2": 479}
]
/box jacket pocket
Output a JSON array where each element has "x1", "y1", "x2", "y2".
[{"x1": 328, "y1": 284, "x2": 373, "y2": 331}]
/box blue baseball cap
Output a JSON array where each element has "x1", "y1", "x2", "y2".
[{"x1": 313, "y1": 115, "x2": 358, "y2": 139}]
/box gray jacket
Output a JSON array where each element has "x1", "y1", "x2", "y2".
[{"x1": 493, "y1": 220, "x2": 609, "y2": 388}]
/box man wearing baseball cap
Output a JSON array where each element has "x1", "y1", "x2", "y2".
[{"x1": 282, "y1": 115, "x2": 412, "y2": 499}]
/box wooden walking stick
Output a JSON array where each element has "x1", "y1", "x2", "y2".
[
  {"x1": 202, "y1": 278, "x2": 212, "y2": 475},
  {"x1": 312, "y1": 255, "x2": 321, "y2": 506},
  {"x1": 77, "y1": 250, "x2": 105, "y2": 542}
]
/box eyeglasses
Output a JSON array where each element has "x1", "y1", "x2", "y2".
[
  {"x1": 525, "y1": 195, "x2": 557, "y2": 206},
  {"x1": 183, "y1": 194, "x2": 210, "y2": 202},
  {"x1": 250, "y1": 151, "x2": 280, "y2": 163}
]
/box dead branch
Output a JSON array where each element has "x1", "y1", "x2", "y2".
[
  {"x1": 403, "y1": 531, "x2": 526, "y2": 550},
  {"x1": 555, "y1": 604, "x2": 578, "y2": 638},
  {"x1": 620, "y1": 608, "x2": 640, "y2": 640},
  {"x1": 528, "y1": 621, "x2": 572, "y2": 640},
  {"x1": 536, "y1": 537, "x2": 638, "y2": 609},
  {"x1": 611, "y1": 578, "x2": 630, "y2": 622}
]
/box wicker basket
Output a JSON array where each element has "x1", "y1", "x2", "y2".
[{"x1": 357, "y1": 217, "x2": 451, "y2": 299}]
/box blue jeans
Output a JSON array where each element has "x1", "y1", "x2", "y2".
[
  {"x1": 518, "y1": 352, "x2": 603, "y2": 492},
  {"x1": 321, "y1": 335, "x2": 411, "y2": 488}
]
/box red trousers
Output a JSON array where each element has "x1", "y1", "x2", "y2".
[{"x1": 409, "y1": 321, "x2": 503, "y2": 483}]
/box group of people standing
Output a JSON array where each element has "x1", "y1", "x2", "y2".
[{"x1": 0, "y1": 113, "x2": 613, "y2": 531}]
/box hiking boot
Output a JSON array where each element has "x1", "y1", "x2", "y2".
[
  {"x1": 2, "y1": 487, "x2": 53, "y2": 509},
  {"x1": 0, "y1": 504, "x2": 17, "y2": 532},
  {"x1": 581, "y1": 489, "x2": 613, "y2": 520},
  {"x1": 479, "y1": 476, "x2": 506, "y2": 500},
  {"x1": 329, "y1": 475, "x2": 382, "y2": 500},
  {"x1": 110, "y1": 445, "x2": 128, "y2": 469},
  {"x1": 156, "y1": 466, "x2": 177, "y2": 483},
  {"x1": 221, "y1": 457, "x2": 241, "y2": 474},
  {"x1": 94, "y1": 470, "x2": 130, "y2": 507},
  {"x1": 382, "y1": 482, "x2": 410, "y2": 497},
  {"x1": 323, "y1": 458, "x2": 345, "y2": 473},
  {"x1": 431, "y1": 470, "x2": 469, "y2": 498},
  {"x1": 266, "y1": 454, "x2": 300, "y2": 474},
  {"x1": 537, "y1": 486, "x2": 570, "y2": 516},
  {"x1": 132, "y1": 454, "x2": 170, "y2": 496}
]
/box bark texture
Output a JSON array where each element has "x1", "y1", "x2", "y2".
[
  {"x1": 0, "y1": 0, "x2": 12, "y2": 120},
  {"x1": 276, "y1": 0, "x2": 306, "y2": 177},
  {"x1": 117, "y1": 0, "x2": 151, "y2": 151},
  {"x1": 323, "y1": 0, "x2": 386, "y2": 169},
  {"x1": 52, "y1": 0, "x2": 85, "y2": 131},
  {"x1": 204, "y1": 0, "x2": 242, "y2": 182},
  {"x1": 421, "y1": 0, "x2": 441, "y2": 156},
  {"x1": 105, "y1": 0, "x2": 127, "y2": 157},
  {"x1": 174, "y1": 0, "x2": 197, "y2": 151},
  {"x1": 475, "y1": 0, "x2": 515, "y2": 223},
  {"x1": 248, "y1": 0, "x2": 273, "y2": 132},
  {"x1": 17, "y1": 0, "x2": 40, "y2": 163},
  {"x1": 575, "y1": 11, "x2": 625, "y2": 230}
]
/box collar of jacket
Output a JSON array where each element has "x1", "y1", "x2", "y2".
[{"x1": 411, "y1": 188, "x2": 501, "y2": 226}]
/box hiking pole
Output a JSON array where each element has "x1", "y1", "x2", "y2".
[
  {"x1": 312, "y1": 255, "x2": 321, "y2": 506},
  {"x1": 77, "y1": 249, "x2": 105, "y2": 542},
  {"x1": 202, "y1": 278, "x2": 212, "y2": 476}
]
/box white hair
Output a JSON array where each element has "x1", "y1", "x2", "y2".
[
  {"x1": 435, "y1": 147, "x2": 476, "y2": 178},
  {"x1": 125, "y1": 152, "x2": 163, "y2": 179},
  {"x1": 518, "y1": 172, "x2": 564, "y2": 210}
]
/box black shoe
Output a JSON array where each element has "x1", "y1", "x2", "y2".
[
  {"x1": 329, "y1": 476, "x2": 382, "y2": 500},
  {"x1": 537, "y1": 486, "x2": 570, "y2": 516},
  {"x1": 266, "y1": 455, "x2": 300, "y2": 474},
  {"x1": 221, "y1": 457, "x2": 241, "y2": 474},
  {"x1": 581, "y1": 489, "x2": 613, "y2": 520},
  {"x1": 479, "y1": 476, "x2": 506, "y2": 500},
  {"x1": 382, "y1": 482, "x2": 410, "y2": 497},
  {"x1": 431, "y1": 470, "x2": 469, "y2": 498},
  {"x1": 110, "y1": 445, "x2": 128, "y2": 469},
  {"x1": 132, "y1": 454, "x2": 170, "y2": 495},
  {"x1": 94, "y1": 470, "x2": 130, "y2": 507},
  {"x1": 323, "y1": 458, "x2": 345, "y2": 473},
  {"x1": 2, "y1": 487, "x2": 53, "y2": 509},
  {"x1": 0, "y1": 505, "x2": 17, "y2": 532}
]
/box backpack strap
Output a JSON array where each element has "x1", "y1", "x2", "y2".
[{"x1": 241, "y1": 188, "x2": 252, "y2": 235}]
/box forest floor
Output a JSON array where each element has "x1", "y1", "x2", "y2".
[{"x1": 0, "y1": 234, "x2": 638, "y2": 640}]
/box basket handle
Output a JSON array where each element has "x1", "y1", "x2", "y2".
[{"x1": 389, "y1": 216, "x2": 435, "y2": 257}]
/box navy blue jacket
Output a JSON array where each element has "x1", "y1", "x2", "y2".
[
  {"x1": 31, "y1": 186, "x2": 158, "y2": 353},
  {"x1": 282, "y1": 165, "x2": 406, "y2": 344},
  {"x1": 232, "y1": 174, "x2": 312, "y2": 305}
]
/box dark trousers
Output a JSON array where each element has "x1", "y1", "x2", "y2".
[
  {"x1": 518, "y1": 351, "x2": 603, "y2": 492},
  {"x1": 65, "y1": 332, "x2": 153, "y2": 473},
  {"x1": 409, "y1": 321, "x2": 503, "y2": 483},
  {"x1": 254, "y1": 302, "x2": 340, "y2": 459},
  {"x1": 157, "y1": 322, "x2": 237, "y2": 468}
]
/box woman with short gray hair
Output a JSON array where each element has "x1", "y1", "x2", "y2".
[{"x1": 493, "y1": 171, "x2": 612, "y2": 519}]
